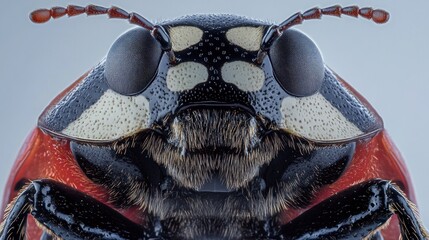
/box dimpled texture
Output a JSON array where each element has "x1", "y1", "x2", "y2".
[
  {"x1": 280, "y1": 93, "x2": 363, "y2": 141},
  {"x1": 105, "y1": 28, "x2": 162, "y2": 96},
  {"x1": 222, "y1": 61, "x2": 265, "y2": 92},
  {"x1": 226, "y1": 26, "x2": 264, "y2": 51},
  {"x1": 62, "y1": 89, "x2": 150, "y2": 141},
  {"x1": 39, "y1": 62, "x2": 108, "y2": 132},
  {"x1": 319, "y1": 71, "x2": 380, "y2": 133},
  {"x1": 166, "y1": 62, "x2": 208, "y2": 92},
  {"x1": 249, "y1": 58, "x2": 288, "y2": 123},
  {"x1": 269, "y1": 29, "x2": 324, "y2": 97},
  {"x1": 169, "y1": 26, "x2": 204, "y2": 52}
]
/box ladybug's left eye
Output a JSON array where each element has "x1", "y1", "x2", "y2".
[
  {"x1": 269, "y1": 29, "x2": 324, "y2": 97},
  {"x1": 105, "y1": 28, "x2": 163, "y2": 96}
]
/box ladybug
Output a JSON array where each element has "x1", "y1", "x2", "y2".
[{"x1": 0, "y1": 4, "x2": 428, "y2": 239}]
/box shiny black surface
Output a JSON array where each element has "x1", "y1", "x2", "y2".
[
  {"x1": 2, "y1": 179, "x2": 426, "y2": 239},
  {"x1": 278, "y1": 180, "x2": 426, "y2": 240},
  {"x1": 0, "y1": 180, "x2": 156, "y2": 240}
]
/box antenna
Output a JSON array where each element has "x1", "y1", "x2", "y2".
[
  {"x1": 257, "y1": 5, "x2": 390, "y2": 63},
  {"x1": 278, "y1": 5, "x2": 389, "y2": 32},
  {"x1": 30, "y1": 5, "x2": 176, "y2": 63}
]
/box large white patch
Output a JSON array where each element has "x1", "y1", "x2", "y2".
[
  {"x1": 226, "y1": 26, "x2": 263, "y2": 51},
  {"x1": 169, "y1": 26, "x2": 203, "y2": 52},
  {"x1": 62, "y1": 89, "x2": 150, "y2": 141},
  {"x1": 280, "y1": 93, "x2": 363, "y2": 141},
  {"x1": 221, "y1": 61, "x2": 265, "y2": 92},
  {"x1": 167, "y1": 62, "x2": 208, "y2": 91}
]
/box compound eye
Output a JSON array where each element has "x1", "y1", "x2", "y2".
[
  {"x1": 269, "y1": 29, "x2": 324, "y2": 97},
  {"x1": 105, "y1": 28, "x2": 162, "y2": 96}
]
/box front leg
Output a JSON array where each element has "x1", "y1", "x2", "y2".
[
  {"x1": 0, "y1": 179, "x2": 160, "y2": 240},
  {"x1": 277, "y1": 179, "x2": 428, "y2": 239}
]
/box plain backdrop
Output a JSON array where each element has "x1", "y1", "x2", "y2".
[{"x1": 1, "y1": 0, "x2": 428, "y2": 227}]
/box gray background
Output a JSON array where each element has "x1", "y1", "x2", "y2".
[{"x1": 1, "y1": 0, "x2": 428, "y2": 226}]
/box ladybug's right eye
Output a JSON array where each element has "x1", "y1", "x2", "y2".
[{"x1": 105, "y1": 28, "x2": 163, "y2": 96}]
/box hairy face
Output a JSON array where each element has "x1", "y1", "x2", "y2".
[{"x1": 144, "y1": 108, "x2": 280, "y2": 190}]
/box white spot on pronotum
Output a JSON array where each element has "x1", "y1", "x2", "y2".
[
  {"x1": 167, "y1": 62, "x2": 208, "y2": 91},
  {"x1": 62, "y1": 89, "x2": 150, "y2": 141},
  {"x1": 280, "y1": 93, "x2": 363, "y2": 141},
  {"x1": 221, "y1": 61, "x2": 265, "y2": 92},
  {"x1": 169, "y1": 26, "x2": 203, "y2": 52},
  {"x1": 226, "y1": 26, "x2": 263, "y2": 51}
]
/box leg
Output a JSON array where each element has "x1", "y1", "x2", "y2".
[
  {"x1": 277, "y1": 179, "x2": 428, "y2": 239},
  {"x1": 0, "y1": 179, "x2": 159, "y2": 240}
]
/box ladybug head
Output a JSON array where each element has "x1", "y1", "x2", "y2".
[{"x1": 35, "y1": 5, "x2": 389, "y2": 142}]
